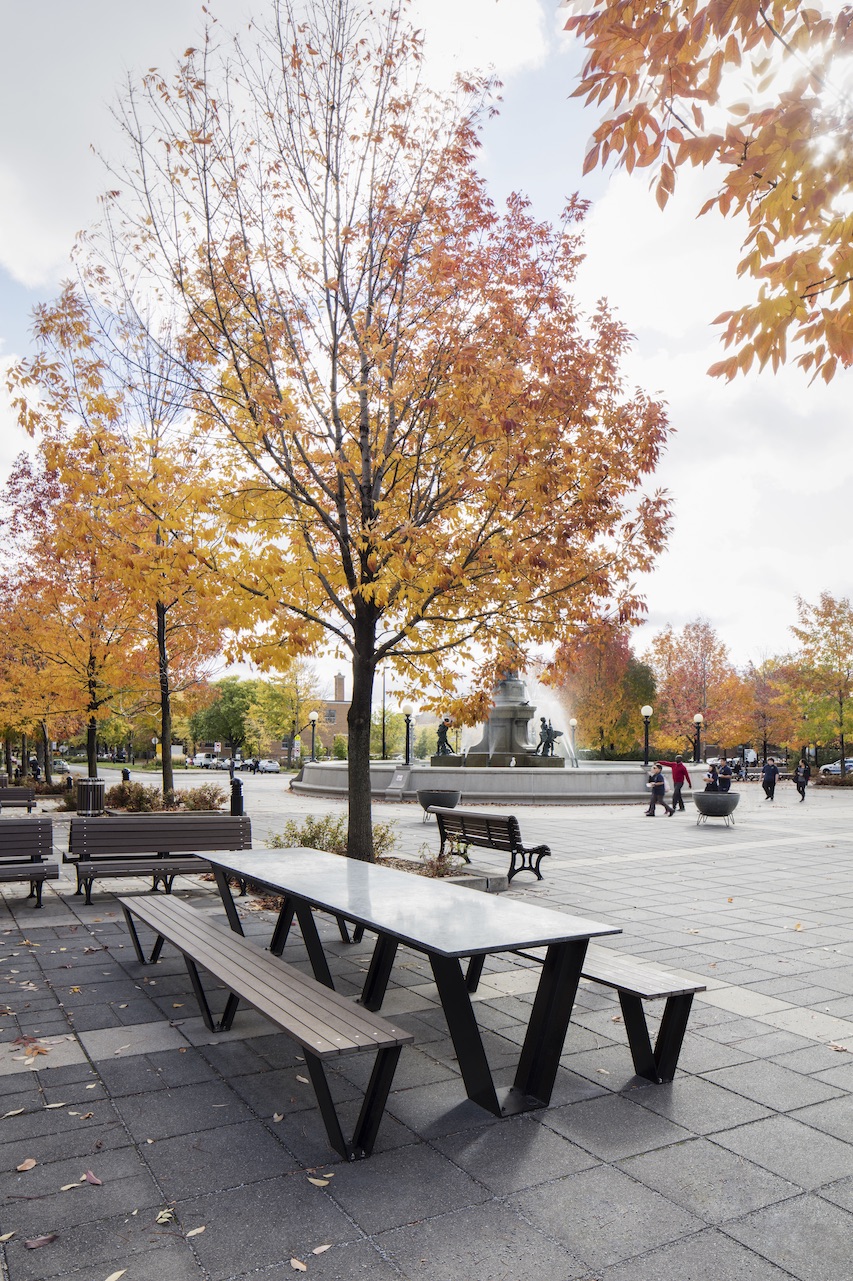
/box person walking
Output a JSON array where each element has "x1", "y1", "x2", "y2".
[
  {"x1": 660, "y1": 755, "x2": 691, "y2": 812},
  {"x1": 645, "y1": 762, "x2": 674, "y2": 816},
  {"x1": 794, "y1": 758, "x2": 811, "y2": 801},
  {"x1": 761, "y1": 757, "x2": 780, "y2": 800}
]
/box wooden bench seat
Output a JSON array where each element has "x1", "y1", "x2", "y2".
[
  {"x1": 119, "y1": 894, "x2": 412, "y2": 1159},
  {"x1": 466, "y1": 942, "x2": 705, "y2": 1083},
  {"x1": 66, "y1": 814, "x2": 252, "y2": 904},
  {"x1": 0, "y1": 787, "x2": 37, "y2": 813},
  {"x1": 0, "y1": 818, "x2": 58, "y2": 908},
  {"x1": 430, "y1": 806, "x2": 551, "y2": 882}
]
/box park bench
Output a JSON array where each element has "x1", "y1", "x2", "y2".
[
  {"x1": 0, "y1": 818, "x2": 58, "y2": 908},
  {"x1": 66, "y1": 814, "x2": 252, "y2": 905},
  {"x1": 0, "y1": 787, "x2": 37, "y2": 813},
  {"x1": 119, "y1": 894, "x2": 412, "y2": 1159},
  {"x1": 430, "y1": 806, "x2": 551, "y2": 881},
  {"x1": 466, "y1": 942, "x2": 705, "y2": 1083}
]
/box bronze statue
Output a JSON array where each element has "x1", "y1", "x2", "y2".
[
  {"x1": 534, "y1": 717, "x2": 563, "y2": 757},
  {"x1": 435, "y1": 717, "x2": 454, "y2": 756}
]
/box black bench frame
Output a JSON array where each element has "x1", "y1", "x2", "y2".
[
  {"x1": 66, "y1": 814, "x2": 252, "y2": 904},
  {"x1": 430, "y1": 806, "x2": 551, "y2": 881},
  {"x1": 0, "y1": 787, "x2": 36, "y2": 813},
  {"x1": 119, "y1": 894, "x2": 412, "y2": 1159},
  {"x1": 0, "y1": 818, "x2": 58, "y2": 908},
  {"x1": 465, "y1": 942, "x2": 704, "y2": 1083}
]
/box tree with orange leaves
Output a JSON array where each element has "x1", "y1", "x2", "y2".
[
  {"x1": 45, "y1": 0, "x2": 671, "y2": 858},
  {"x1": 564, "y1": 0, "x2": 853, "y2": 382}
]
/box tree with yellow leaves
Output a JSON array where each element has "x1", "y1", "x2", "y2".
[
  {"x1": 59, "y1": 0, "x2": 671, "y2": 857},
  {"x1": 564, "y1": 0, "x2": 853, "y2": 381}
]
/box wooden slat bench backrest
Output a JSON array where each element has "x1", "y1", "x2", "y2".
[
  {"x1": 0, "y1": 788, "x2": 36, "y2": 804},
  {"x1": 68, "y1": 814, "x2": 252, "y2": 859},
  {"x1": 431, "y1": 807, "x2": 521, "y2": 855},
  {"x1": 0, "y1": 817, "x2": 53, "y2": 863}
]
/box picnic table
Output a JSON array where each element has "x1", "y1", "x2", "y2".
[{"x1": 207, "y1": 848, "x2": 619, "y2": 1118}]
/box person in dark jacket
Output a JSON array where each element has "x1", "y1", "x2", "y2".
[
  {"x1": 703, "y1": 764, "x2": 719, "y2": 792},
  {"x1": 761, "y1": 758, "x2": 780, "y2": 800},
  {"x1": 645, "y1": 762, "x2": 673, "y2": 816},
  {"x1": 660, "y1": 756, "x2": 691, "y2": 812},
  {"x1": 794, "y1": 759, "x2": 811, "y2": 801},
  {"x1": 718, "y1": 759, "x2": 733, "y2": 793}
]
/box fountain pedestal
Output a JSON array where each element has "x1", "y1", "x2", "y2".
[{"x1": 461, "y1": 673, "x2": 565, "y2": 769}]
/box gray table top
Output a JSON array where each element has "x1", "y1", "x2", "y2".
[{"x1": 210, "y1": 848, "x2": 620, "y2": 958}]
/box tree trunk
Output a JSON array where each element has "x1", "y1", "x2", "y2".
[
  {"x1": 4, "y1": 735, "x2": 11, "y2": 777},
  {"x1": 21, "y1": 733, "x2": 29, "y2": 780},
  {"x1": 346, "y1": 619, "x2": 377, "y2": 862},
  {"x1": 157, "y1": 600, "x2": 174, "y2": 797},
  {"x1": 87, "y1": 717, "x2": 98, "y2": 778},
  {"x1": 41, "y1": 722, "x2": 52, "y2": 786}
]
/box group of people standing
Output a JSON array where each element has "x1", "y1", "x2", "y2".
[{"x1": 645, "y1": 754, "x2": 812, "y2": 815}]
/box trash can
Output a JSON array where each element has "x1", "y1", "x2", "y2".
[
  {"x1": 121, "y1": 768, "x2": 131, "y2": 783},
  {"x1": 77, "y1": 778, "x2": 105, "y2": 816},
  {"x1": 230, "y1": 777, "x2": 244, "y2": 816},
  {"x1": 0, "y1": 773, "x2": 7, "y2": 788}
]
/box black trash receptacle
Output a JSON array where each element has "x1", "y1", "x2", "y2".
[
  {"x1": 77, "y1": 778, "x2": 105, "y2": 816},
  {"x1": 230, "y1": 777, "x2": 244, "y2": 817},
  {"x1": 121, "y1": 768, "x2": 131, "y2": 783},
  {"x1": 0, "y1": 773, "x2": 8, "y2": 788}
]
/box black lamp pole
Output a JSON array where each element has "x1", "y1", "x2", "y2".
[
  {"x1": 641, "y1": 706, "x2": 653, "y2": 767},
  {"x1": 693, "y1": 714, "x2": 703, "y2": 765}
]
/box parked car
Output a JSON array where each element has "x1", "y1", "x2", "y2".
[
  {"x1": 194, "y1": 753, "x2": 216, "y2": 769},
  {"x1": 257, "y1": 759, "x2": 281, "y2": 773},
  {"x1": 52, "y1": 759, "x2": 70, "y2": 774},
  {"x1": 820, "y1": 758, "x2": 853, "y2": 776},
  {"x1": 213, "y1": 758, "x2": 232, "y2": 771}
]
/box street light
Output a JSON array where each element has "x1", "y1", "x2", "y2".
[
  {"x1": 402, "y1": 703, "x2": 414, "y2": 765},
  {"x1": 693, "y1": 713, "x2": 704, "y2": 764},
  {"x1": 641, "y1": 705, "x2": 653, "y2": 767},
  {"x1": 569, "y1": 718, "x2": 578, "y2": 767},
  {"x1": 309, "y1": 710, "x2": 319, "y2": 761}
]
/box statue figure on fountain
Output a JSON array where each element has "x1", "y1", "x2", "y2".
[
  {"x1": 435, "y1": 716, "x2": 455, "y2": 756},
  {"x1": 534, "y1": 717, "x2": 563, "y2": 757}
]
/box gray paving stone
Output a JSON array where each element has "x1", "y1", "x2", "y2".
[
  {"x1": 3, "y1": 1206, "x2": 198, "y2": 1281},
  {"x1": 433, "y1": 1113, "x2": 599, "y2": 1193},
  {"x1": 173, "y1": 1176, "x2": 359, "y2": 1280},
  {"x1": 702, "y1": 1061, "x2": 843, "y2": 1111},
  {"x1": 328, "y1": 1143, "x2": 490, "y2": 1233},
  {"x1": 634, "y1": 1076, "x2": 772, "y2": 1134},
  {"x1": 726, "y1": 1192, "x2": 853, "y2": 1281},
  {"x1": 620, "y1": 1136, "x2": 799, "y2": 1221},
  {"x1": 541, "y1": 1091, "x2": 692, "y2": 1161},
  {"x1": 112, "y1": 1080, "x2": 254, "y2": 1141},
  {"x1": 142, "y1": 1118, "x2": 300, "y2": 1196},
  {"x1": 712, "y1": 1114, "x2": 853, "y2": 1189},
  {"x1": 598, "y1": 1227, "x2": 800, "y2": 1280},
  {"x1": 227, "y1": 1239, "x2": 403, "y2": 1281},
  {"x1": 376, "y1": 1200, "x2": 587, "y2": 1281},
  {"x1": 515, "y1": 1163, "x2": 703, "y2": 1270}
]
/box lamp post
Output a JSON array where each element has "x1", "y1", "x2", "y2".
[
  {"x1": 309, "y1": 710, "x2": 318, "y2": 762},
  {"x1": 569, "y1": 718, "x2": 578, "y2": 767},
  {"x1": 381, "y1": 669, "x2": 387, "y2": 760},
  {"x1": 693, "y1": 713, "x2": 704, "y2": 764},
  {"x1": 402, "y1": 703, "x2": 414, "y2": 765},
  {"x1": 641, "y1": 705, "x2": 653, "y2": 767}
]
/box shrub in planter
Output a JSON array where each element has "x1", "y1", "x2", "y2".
[
  {"x1": 270, "y1": 814, "x2": 398, "y2": 860},
  {"x1": 815, "y1": 773, "x2": 853, "y2": 787},
  {"x1": 172, "y1": 784, "x2": 226, "y2": 811},
  {"x1": 104, "y1": 782, "x2": 162, "y2": 811}
]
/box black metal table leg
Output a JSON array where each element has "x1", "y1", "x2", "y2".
[
  {"x1": 212, "y1": 865, "x2": 245, "y2": 935},
  {"x1": 269, "y1": 898, "x2": 296, "y2": 956},
  {"x1": 361, "y1": 934, "x2": 399, "y2": 1011},
  {"x1": 651, "y1": 993, "x2": 694, "y2": 1083},
  {"x1": 293, "y1": 900, "x2": 335, "y2": 990},
  {"x1": 465, "y1": 954, "x2": 486, "y2": 992},
  {"x1": 429, "y1": 953, "x2": 502, "y2": 1116},
  {"x1": 511, "y1": 940, "x2": 587, "y2": 1108},
  {"x1": 618, "y1": 991, "x2": 656, "y2": 1080}
]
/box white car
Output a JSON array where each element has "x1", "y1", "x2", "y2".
[
  {"x1": 257, "y1": 759, "x2": 281, "y2": 773},
  {"x1": 820, "y1": 758, "x2": 853, "y2": 776},
  {"x1": 213, "y1": 758, "x2": 232, "y2": 771}
]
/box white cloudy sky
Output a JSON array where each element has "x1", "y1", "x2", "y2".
[{"x1": 0, "y1": 0, "x2": 848, "y2": 675}]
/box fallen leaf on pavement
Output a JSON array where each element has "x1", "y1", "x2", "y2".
[
  {"x1": 307, "y1": 1177, "x2": 329, "y2": 1187},
  {"x1": 312, "y1": 1244, "x2": 332, "y2": 1254},
  {"x1": 156, "y1": 1208, "x2": 176, "y2": 1225},
  {"x1": 290, "y1": 1260, "x2": 307, "y2": 1272},
  {"x1": 44, "y1": 1103, "x2": 68, "y2": 1110},
  {"x1": 829, "y1": 1043, "x2": 849, "y2": 1053},
  {"x1": 16, "y1": 1158, "x2": 37, "y2": 1172},
  {"x1": 60, "y1": 1182, "x2": 81, "y2": 1192},
  {"x1": 3, "y1": 1109, "x2": 25, "y2": 1118},
  {"x1": 24, "y1": 1234, "x2": 58, "y2": 1249},
  {"x1": 186, "y1": 1226, "x2": 205, "y2": 1237},
  {"x1": 0, "y1": 1231, "x2": 15, "y2": 1242},
  {"x1": 104, "y1": 1271, "x2": 127, "y2": 1281},
  {"x1": 84, "y1": 1170, "x2": 102, "y2": 1185},
  {"x1": 296, "y1": 1075, "x2": 309, "y2": 1084}
]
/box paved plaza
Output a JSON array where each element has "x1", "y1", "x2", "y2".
[{"x1": 3, "y1": 778, "x2": 853, "y2": 1280}]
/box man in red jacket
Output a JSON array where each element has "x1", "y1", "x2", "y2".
[{"x1": 660, "y1": 755, "x2": 692, "y2": 812}]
